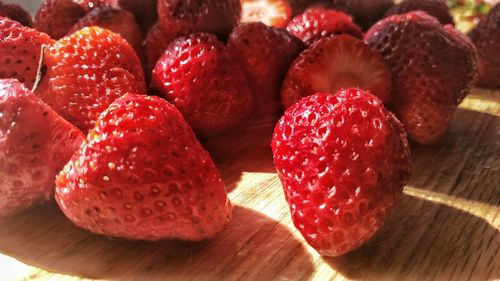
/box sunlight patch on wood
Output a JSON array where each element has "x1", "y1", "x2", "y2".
[{"x1": 459, "y1": 90, "x2": 500, "y2": 116}]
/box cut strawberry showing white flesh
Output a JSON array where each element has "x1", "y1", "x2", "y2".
[{"x1": 241, "y1": 0, "x2": 292, "y2": 28}]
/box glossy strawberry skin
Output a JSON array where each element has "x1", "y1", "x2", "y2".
[
  {"x1": 143, "y1": 22, "x2": 176, "y2": 81},
  {"x1": 34, "y1": 0, "x2": 86, "y2": 40},
  {"x1": 468, "y1": 3, "x2": 500, "y2": 89},
  {"x1": 286, "y1": 6, "x2": 363, "y2": 45},
  {"x1": 384, "y1": 0, "x2": 454, "y2": 25},
  {"x1": 272, "y1": 89, "x2": 411, "y2": 257},
  {"x1": 0, "y1": 79, "x2": 84, "y2": 217},
  {"x1": 365, "y1": 12, "x2": 477, "y2": 145},
  {"x1": 151, "y1": 33, "x2": 254, "y2": 137},
  {"x1": 157, "y1": 0, "x2": 241, "y2": 39},
  {"x1": 0, "y1": 17, "x2": 54, "y2": 89},
  {"x1": 35, "y1": 27, "x2": 146, "y2": 134},
  {"x1": 55, "y1": 94, "x2": 232, "y2": 241},
  {"x1": 0, "y1": 1, "x2": 33, "y2": 27}
]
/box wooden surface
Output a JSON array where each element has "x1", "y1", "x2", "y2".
[{"x1": 0, "y1": 88, "x2": 498, "y2": 281}]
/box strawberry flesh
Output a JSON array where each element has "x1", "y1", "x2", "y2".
[{"x1": 241, "y1": 0, "x2": 292, "y2": 28}]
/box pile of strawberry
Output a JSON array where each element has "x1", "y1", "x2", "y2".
[{"x1": 0, "y1": 0, "x2": 498, "y2": 257}]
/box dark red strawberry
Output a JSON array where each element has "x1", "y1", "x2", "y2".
[
  {"x1": 281, "y1": 35, "x2": 391, "y2": 108},
  {"x1": 289, "y1": 0, "x2": 331, "y2": 15},
  {"x1": 143, "y1": 22, "x2": 177, "y2": 80},
  {"x1": 151, "y1": 33, "x2": 254, "y2": 137},
  {"x1": 365, "y1": 12, "x2": 477, "y2": 145},
  {"x1": 34, "y1": 0, "x2": 86, "y2": 40},
  {"x1": 0, "y1": 17, "x2": 54, "y2": 89},
  {"x1": 333, "y1": 0, "x2": 394, "y2": 30},
  {"x1": 157, "y1": 0, "x2": 241, "y2": 39},
  {"x1": 286, "y1": 6, "x2": 363, "y2": 45},
  {"x1": 241, "y1": 0, "x2": 292, "y2": 28},
  {"x1": 70, "y1": 7, "x2": 143, "y2": 54},
  {"x1": 384, "y1": 0, "x2": 454, "y2": 25},
  {"x1": 0, "y1": 1, "x2": 33, "y2": 27},
  {"x1": 272, "y1": 89, "x2": 411, "y2": 257},
  {"x1": 55, "y1": 93, "x2": 231, "y2": 241},
  {"x1": 0, "y1": 79, "x2": 84, "y2": 217},
  {"x1": 35, "y1": 27, "x2": 146, "y2": 134},
  {"x1": 468, "y1": 3, "x2": 500, "y2": 89},
  {"x1": 73, "y1": 0, "x2": 118, "y2": 11},
  {"x1": 228, "y1": 22, "x2": 305, "y2": 118},
  {"x1": 119, "y1": 0, "x2": 158, "y2": 35}
]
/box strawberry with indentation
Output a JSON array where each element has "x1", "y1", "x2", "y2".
[
  {"x1": 365, "y1": 12, "x2": 477, "y2": 145},
  {"x1": 55, "y1": 93, "x2": 231, "y2": 241},
  {"x1": 272, "y1": 89, "x2": 411, "y2": 257},
  {"x1": 281, "y1": 35, "x2": 391, "y2": 108},
  {"x1": 151, "y1": 33, "x2": 254, "y2": 137},
  {"x1": 333, "y1": 0, "x2": 394, "y2": 30},
  {"x1": 34, "y1": 0, "x2": 86, "y2": 40},
  {"x1": 384, "y1": 0, "x2": 454, "y2": 25},
  {"x1": 468, "y1": 3, "x2": 500, "y2": 89},
  {"x1": 158, "y1": 0, "x2": 241, "y2": 39},
  {"x1": 0, "y1": 17, "x2": 54, "y2": 89},
  {"x1": 35, "y1": 27, "x2": 146, "y2": 134},
  {"x1": 286, "y1": 6, "x2": 363, "y2": 45},
  {"x1": 0, "y1": 79, "x2": 84, "y2": 217},
  {"x1": 143, "y1": 22, "x2": 177, "y2": 80},
  {"x1": 0, "y1": 1, "x2": 33, "y2": 27},
  {"x1": 228, "y1": 22, "x2": 304, "y2": 118},
  {"x1": 241, "y1": 0, "x2": 292, "y2": 28}
]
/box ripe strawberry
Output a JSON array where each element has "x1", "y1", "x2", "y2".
[
  {"x1": 55, "y1": 93, "x2": 232, "y2": 241},
  {"x1": 281, "y1": 35, "x2": 391, "y2": 108},
  {"x1": 0, "y1": 79, "x2": 84, "y2": 217},
  {"x1": 35, "y1": 27, "x2": 146, "y2": 134},
  {"x1": 157, "y1": 0, "x2": 241, "y2": 39},
  {"x1": 73, "y1": 0, "x2": 118, "y2": 11},
  {"x1": 0, "y1": 17, "x2": 54, "y2": 89},
  {"x1": 241, "y1": 0, "x2": 292, "y2": 28},
  {"x1": 366, "y1": 12, "x2": 477, "y2": 145},
  {"x1": 272, "y1": 89, "x2": 411, "y2": 257},
  {"x1": 0, "y1": 1, "x2": 33, "y2": 27},
  {"x1": 286, "y1": 6, "x2": 363, "y2": 45},
  {"x1": 288, "y1": 0, "x2": 331, "y2": 15},
  {"x1": 143, "y1": 22, "x2": 177, "y2": 81},
  {"x1": 70, "y1": 7, "x2": 143, "y2": 54},
  {"x1": 34, "y1": 0, "x2": 86, "y2": 40},
  {"x1": 332, "y1": 0, "x2": 394, "y2": 30},
  {"x1": 384, "y1": 0, "x2": 455, "y2": 25},
  {"x1": 228, "y1": 22, "x2": 304, "y2": 117},
  {"x1": 468, "y1": 3, "x2": 500, "y2": 89},
  {"x1": 151, "y1": 33, "x2": 254, "y2": 137}
]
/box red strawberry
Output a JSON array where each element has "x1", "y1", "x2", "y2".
[
  {"x1": 0, "y1": 79, "x2": 84, "y2": 217},
  {"x1": 0, "y1": 1, "x2": 33, "y2": 27},
  {"x1": 0, "y1": 17, "x2": 54, "y2": 89},
  {"x1": 333, "y1": 0, "x2": 394, "y2": 30},
  {"x1": 55, "y1": 93, "x2": 231, "y2": 241},
  {"x1": 384, "y1": 0, "x2": 454, "y2": 25},
  {"x1": 151, "y1": 33, "x2": 254, "y2": 137},
  {"x1": 286, "y1": 6, "x2": 363, "y2": 45},
  {"x1": 70, "y1": 7, "x2": 143, "y2": 54},
  {"x1": 35, "y1": 27, "x2": 146, "y2": 134},
  {"x1": 228, "y1": 22, "x2": 305, "y2": 118},
  {"x1": 157, "y1": 0, "x2": 241, "y2": 39},
  {"x1": 288, "y1": 0, "x2": 331, "y2": 15},
  {"x1": 34, "y1": 0, "x2": 86, "y2": 40},
  {"x1": 365, "y1": 12, "x2": 477, "y2": 145},
  {"x1": 143, "y1": 22, "x2": 177, "y2": 80},
  {"x1": 272, "y1": 89, "x2": 411, "y2": 257},
  {"x1": 73, "y1": 0, "x2": 118, "y2": 11},
  {"x1": 281, "y1": 35, "x2": 391, "y2": 108},
  {"x1": 468, "y1": 3, "x2": 500, "y2": 89},
  {"x1": 119, "y1": 0, "x2": 158, "y2": 35},
  {"x1": 241, "y1": 0, "x2": 292, "y2": 28}
]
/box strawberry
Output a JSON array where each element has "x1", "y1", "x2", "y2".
[
  {"x1": 228, "y1": 22, "x2": 305, "y2": 118},
  {"x1": 143, "y1": 22, "x2": 177, "y2": 81},
  {"x1": 34, "y1": 0, "x2": 86, "y2": 40},
  {"x1": 0, "y1": 17, "x2": 54, "y2": 89},
  {"x1": 468, "y1": 3, "x2": 500, "y2": 89},
  {"x1": 35, "y1": 27, "x2": 146, "y2": 134},
  {"x1": 286, "y1": 6, "x2": 363, "y2": 45},
  {"x1": 281, "y1": 35, "x2": 391, "y2": 108},
  {"x1": 73, "y1": 0, "x2": 118, "y2": 11},
  {"x1": 241, "y1": 0, "x2": 292, "y2": 28},
  {"x1": 288, "y1": 0, "x2": 331, "y2": 15},
  {"x1": 151, "y1": 33, "x2": 254, "y2": 137},
  {"x1": 332, "y1": 0, "x2": 394, "y2": 30},
  {"x1": 384, "y1": 0, "x2": 455, "y2": 25},
  {"x1": 157, "y1": 0, "x2": 241, "y2": 39},
  {"x1": 365, "y1": 12, "x2": 477, "y2": 145},
  {"x1": 118, "y1": 0, "x2": 158, "y2": 35},
  {"x1": 70, "y1": 7, "x2": 143, "y2": 55},
  {"x1": 0, "y1": 79, "x2": 84, "y2": 217},
  {"x1": 272, "y1": 89, "x2": 411, "y2": 257},
  {"x1": 55, "y1": 93, "x2": 231, "y2": 241},
  {"x1": 0, "y1": 1, "x2": 33, "y2": 27}
]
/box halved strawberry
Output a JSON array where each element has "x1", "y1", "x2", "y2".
[
  {"x1": 281, "y1": 35, "x2": 391, "y2": 108},
  {"x1": 241, "y1": 0, "x2": 292, "y2": 28}
]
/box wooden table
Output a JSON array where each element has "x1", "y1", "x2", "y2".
[{"x1": 0, "y1": 88, "x2": 498, "y2": 281}]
